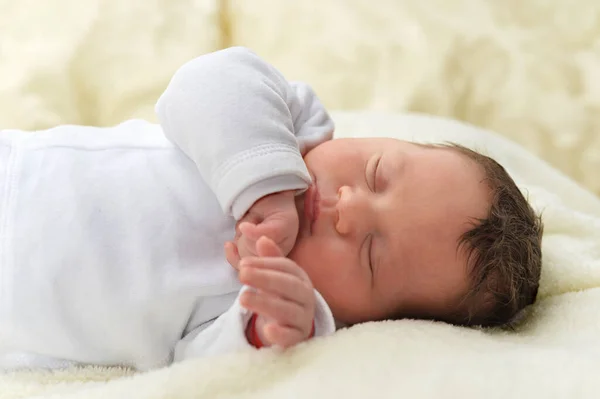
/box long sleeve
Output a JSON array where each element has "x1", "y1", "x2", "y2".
[
  {"x1": 155, "y1": 47, "x2": 334, "y2": 220},
  {"x1": 173, "y1": 286, "x2": 336, "y2": 362}
]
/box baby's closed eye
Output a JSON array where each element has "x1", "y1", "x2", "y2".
[{"x1": 365, "y1": 154, "x2": 382, "y2": 192}]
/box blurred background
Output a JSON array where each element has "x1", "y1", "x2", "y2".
[{"x1": 1, "y1": 0, "x2": 599, "y2": 195}]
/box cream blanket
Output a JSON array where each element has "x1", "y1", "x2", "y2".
[{"x1": 2, "y1": 112, "x2": 599, "y2": 399}]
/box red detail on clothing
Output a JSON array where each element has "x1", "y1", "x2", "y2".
[
  {"x1": 247, "y1": 313, "x2": 265, "y2": 348},
  {"x1": 246, "y1": 314, "x2": 316, "y2": 348}
]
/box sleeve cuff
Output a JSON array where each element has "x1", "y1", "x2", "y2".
[
  {"x1": 232, "y1": 175, "x2": 309, "y2": 220},
  {"x1": 216, "y1": 145, "x2": 311, "y2": 219}
]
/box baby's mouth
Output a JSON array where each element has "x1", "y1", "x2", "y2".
[
  {"x1": 296, "y1": 181, "x2": 319, "y2": 237},
  {"x1": 304, "y1": 185, "x2": 316, "y2": 234}
]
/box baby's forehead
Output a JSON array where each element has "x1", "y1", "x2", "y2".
[{"x1": 394, "y1": 144, "x2": 491, "y2": 246}]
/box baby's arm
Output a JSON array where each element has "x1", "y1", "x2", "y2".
[
  {"x1": 155, "y1": 47, "x2": 334, "y2": 221},
  {"x1": 173, "y1": 244, "x2": 336, "y2": 361},
  {"x1": 174, "y1": 289, "x2": 334, "y2": 362}
]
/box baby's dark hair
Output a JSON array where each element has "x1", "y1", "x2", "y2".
[{"x1": 436, "y1": 143, "x2": 543, "y2": 328}]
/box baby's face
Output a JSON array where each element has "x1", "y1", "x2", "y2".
[{"x1": 289, "y1": 138, "x2": 490, "y2": 325}]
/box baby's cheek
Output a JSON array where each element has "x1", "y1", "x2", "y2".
[{"x1": 289, "y1": 238, "x2": 329, "y2": 272}]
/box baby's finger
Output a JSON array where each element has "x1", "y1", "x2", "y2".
[
  {"x1": 238, "y1": 222, "x2": 261, "y2": 241},
  {"x1": 255, "y1": 236, "x2": 283, "y2": 258},
  {"x1": 250, "y1": 217, "x2": 283, "y2": 238},
  {"x1": 240, "y1": 267, "x2": 313, "y2": 307},
  {"x1": 224, "y1": 241, "x2": 241, "y2": 270},
  {"x1": 240, "y1": 290, "x2": 307, "y2": 332},
  {"x1": 240, "y1": 256, "x2": 310, "y2": 282},
  {"x1": 263, "y1": 323, "x2": 307, "y2": 349}
]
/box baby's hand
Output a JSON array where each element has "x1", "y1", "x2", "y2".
[
  {"x1": 239, "y1": 236, "x2": 315, "y2": 349},
  {"x1": 225, "y1": 190, "x2": 298, "y2": 269}
]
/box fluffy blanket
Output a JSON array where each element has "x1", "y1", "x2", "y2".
[
  {"x1": 2, "y1": 112, "x2": 599, "y2": 399},
  {"x1": 3, "y1": 0, "x2": 600, "y2": 193}
]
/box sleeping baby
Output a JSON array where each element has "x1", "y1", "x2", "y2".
[{"x1": 0, "y1": 47, "x2": 543, "y2": 371}]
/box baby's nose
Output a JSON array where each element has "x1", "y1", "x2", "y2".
[{"x1": 335, "y1": 186, "x2": 371, "y2": 236}]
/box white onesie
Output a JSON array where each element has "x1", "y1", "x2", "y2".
[{"x1": 0, "y1": 47, "x2": 336, "y2": 371}]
